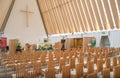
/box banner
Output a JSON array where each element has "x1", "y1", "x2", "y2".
[{"x1": 1, "y1": 37, "x2": 7, "y2": 49}]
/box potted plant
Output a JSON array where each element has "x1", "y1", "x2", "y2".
[
  {"x1": 91, "y1": 37, "x2": 96, "y2": 47},
  {"x1": 16, "y1": 43, "x2": 22, "y2": 52}
]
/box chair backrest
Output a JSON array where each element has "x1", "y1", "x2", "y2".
[
  {"x1": 118, "y1": 56, "x2": 120, "y2": 65},
  {"x1": 47, "y1": 61, "x2": 55, "y2": 69},
  {"x1": 40, "y1": 52, "x2": 46, "y2": 64},
  {"x1": 113, "y1": 57, "x2": 117, "y2": 67},
  {"x1": 87, "y1": 60, "x2": 94, "y2": 74},
  {"x1": 97, "y1": 59, "x2": 103, "y2": 72},
  {"x1": 48, "y1": 51, "x2": 53, "y2": 61},
  {"x1": 15, "y1": 63, "x2": 26, "y2": 78},
  {"x1": 105, "y1": 57, "x2": 110, "y2": 69},
  {"x1": 87, "y1": 53, "x2": 91, "y2": 63},
  {"x1": 54, "y1": 50, "x2": 61, "y2": 60},
  {"x1": 99, "y1": 54, "x2": 103, "y2": 60},
  {"x1": 69, "y1": 51, "x2": 74, "y2": 58},
  {"x1": 63, "y1": 52, "x2": 68, "y2": 59},
  {"x1": 69, "y1": 57, "x2": 75, "y2": 69},
  {"x1": 113, "y1": 65, "x2": 120, "y2": 78},
  {"x1": 59, "y1": 58, "x2": 65, "y2": 72},
  {"x1": 45, "y1": 68, "x2": 56, "y2": 78},
  {"x1": 62, "y1": 65, "x2": 70, "y2": 78},
  {"x1": 93, "y1": 54, "x2": 97, "y2": 64},
  {"x1": 78, "y1": 56, "x2": 84, "y2": 64},
  {"x1": 33, "y1": 62, "x2": 41, "y2": 75},
  {"x1": 75, "y1": 63, "x2": 84, "y2": 78},
  {"x1": 74, "y1": 51, "x2": 77, "y2": 58},
  {"x1": 27, "y1": 62, "x2": 37, "y2": 78},
  {"x1": 102, "y1": 68, "x2": 110, "y2": 78}
]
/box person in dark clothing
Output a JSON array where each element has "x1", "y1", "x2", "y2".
[
  {"x1": 61, "y1": 39, "x2": 66, "y2": 51},
  {"x1": 6, "y1": 46, "x2": 9, "y2": 52}
]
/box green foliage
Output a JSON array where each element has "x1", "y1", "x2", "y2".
[
  {"x1": 91, "y1": 38, "x2": 96, "y2": 47},
  {"x1": 16, "y1": 43, "x2": 22, "y2": 49},
  {"x1": 47, "y1": 44, "x2": 53, "y2": 50}
]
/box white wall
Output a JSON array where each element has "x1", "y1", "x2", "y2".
[
  {"x1": 3, "y1": 0, "x2": 120, "y2": 47},
  {"x1": 109, "y1": 30, "x2": 120, "y2": 47},
  {"x1": 48, "y1": 33, "x2": 83, "y2": 45},
  {"x1": 82, "y1": 30, "x2": 120, "y2": 47},
  {"x1": 48, "y1": 30, "x2": 120, "y2": 48},
  {"x1": 4, "y1": 0, "x2": 47, "y2": 46}
]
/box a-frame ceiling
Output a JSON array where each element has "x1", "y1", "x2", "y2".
[
  {"x1": 0, "y1": 0, "x2": 15, "y2": 32},
  {"x1": 37, "y1": 0, "x2": 120, "y2": 35}
]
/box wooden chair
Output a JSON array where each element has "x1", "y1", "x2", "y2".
[
  {"x1": 27, "y1": 70, "x2": 36, "y2": 78},
  {"x1": 69, "y1": 57, "x2": 75, "y2": 69},
  {"x1": 112, "y1": 57, "x2": 117, "y2": 68},
  {"x1": 99, "y1": 54, "x2": 103, "y2": 60},
  {"x1": 78, "y1": 56, "x2": 84, "y2": 64},
  {"x1": 32, "y1": 62, "x2": 41, "y2": 77},
  {"x1": 60, "y1": 51, "x2": 63, "y2": 58},
  {"x1": 79, "y1": 51, "x2": 83, "y2": 57},
  {"x1": 54, "y1": 50, "x2": 61, "y2": 61},
  {"x1": 40, "y1": 53, "x2": 46, "y2": 65},
  {"x1": 48, "y1": 51, "x2": 53, "y2": 61},
  {"x1": 97, "y1": 59, "x2": 103, "y2": 72},
  {"x1": 74, "y1": 51, "x2": 77, "y2": 58},
  {"x1": 118, "y1": 56, "x2": 120, "y2": 65},
  {"x1": 63, "y1": 52, "x2": 68, "y2": 60},
  {"x1": 45, "y1": 68, "x2": 56, "y2": 78},
  {"x1": 105, "y1": 57, "x2": 111, "y2": 69},
  {"x1": 69, "y1": 51, "x2": 74, "y2": 58},
  {"x1": 14, "y1": 63, "x2": 27, "y2": 78},
  {"x1": 113, "y1": 65, "x2": 120, "y2": 78},
  {"x1": 87, "y1": 53, "x2": 91, "y2": 63},
  {"x1": 59, "y1": 58, "x2": 65, "y2": 72},
  {"x1": 102, "y1": 68, "x2": 110, "y2": 78},
  {"x1": 93, "y1": 54, "x2": 97, "y2": 64},
  {"x1": 47, "y1": 61, "x2": 55, "y2": 69},
  {"x1": 75, "y1": 63, "x2": 84, "y2": 78},
  {"x1": 62, "y1": 65, "x2": 70, "y2": 78},
  {"x1": 87, "y1": 60, "x2": 94, "y2": 74}
]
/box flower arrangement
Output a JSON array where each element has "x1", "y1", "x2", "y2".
[{"x1": 36, "y1": 43, "x2": 53, "y2": 51}]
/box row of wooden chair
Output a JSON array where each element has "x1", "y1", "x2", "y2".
[{"x1": 1, "y1": 47, "x2": 120, "y2": 78}]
